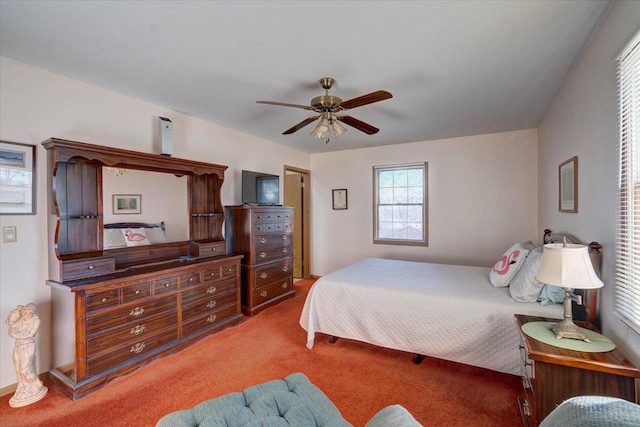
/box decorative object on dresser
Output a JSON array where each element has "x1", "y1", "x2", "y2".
[
  {"x1": 6, "y1": 303, "x2": 48, "y2": 407},
  {"x1": 42, "y1": 138, "x2": 243, "y2": 400},
  {"x1": 226, "y1": 205, "x2": 295, "y2": 316},
  {"x1": 535, "y1": 240, "x2": 604, "y2": 342},
  {"x1": 515, "y1": 314, "x2": 640, "y2": 427}
]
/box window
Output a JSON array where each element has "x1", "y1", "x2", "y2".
[
  {"x1": 616, "y1": 31, "x2": 640, "y2": 334},
  {"x1": 373, "y1": 162, "x2": 428, "y2": 246}
]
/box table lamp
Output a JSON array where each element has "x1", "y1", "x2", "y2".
[{"x1": 536, "y1": 240, "x2": 603, "y2": 342}]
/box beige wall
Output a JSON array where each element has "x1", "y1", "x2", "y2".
[
  {"x1": 310, "y1": 129, "x2": 539, "y2": 275},
  {"x1": 538, "y1": 0, "x2": 640, "y2": 366},
  {"x1": 0, "y1": 57, "x2": 311, "y2": 389}
]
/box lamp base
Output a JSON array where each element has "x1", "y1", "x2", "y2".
[{"x1": 552, "y1": 318, "x2": 591, "y2": 342}]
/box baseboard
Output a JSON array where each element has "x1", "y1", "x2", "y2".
[{"x1": 0, "y1": 372, "x2": 49, "y2": 397}]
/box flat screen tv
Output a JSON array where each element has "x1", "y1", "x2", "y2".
[{"x1": 242, "y1": 170, "x2": 280, "y2": 205}]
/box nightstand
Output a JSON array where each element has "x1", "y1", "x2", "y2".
[{"x1": 515, "y1": 314, "x2": 639, "y2": 427}]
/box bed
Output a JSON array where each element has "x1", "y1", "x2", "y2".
[{"x1": 299, "y1": 231, "x2": 601, "y2": 376}]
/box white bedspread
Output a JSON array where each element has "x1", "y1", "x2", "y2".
[{"x1": 299, "y1": 258, "x2": 563, "y2": 376}]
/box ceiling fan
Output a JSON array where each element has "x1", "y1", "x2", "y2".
[{"x1": 257, "y1": 77, "x2": 392, "y2": 144}]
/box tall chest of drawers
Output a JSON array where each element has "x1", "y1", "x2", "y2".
[
  {"x1": 48, "y1": 255, "x2": 243, "y2": 400},
  {"x1": 225, "y1": 205, "x2": 295, "y2": 316}
]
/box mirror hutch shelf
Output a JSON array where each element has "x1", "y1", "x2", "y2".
[{"x1": 42, "y1": 138, "x2": 243, "y2": 399}]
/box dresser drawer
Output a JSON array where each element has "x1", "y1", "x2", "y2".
[
  {"x1": 253, "y1": 245, "x2": 292, "y2": 264},
  {"x1": 181, "y1": 278, "x2": 237, "y2": 306},
  {"x1": 86, "y1": 289, "x2": 120, "y2": 312},
  {"x1": 253, "y1": 277, "x2": 293, "y2": 305},
  {"x1": 254, "y1": 233, "x2": 291, "y2": 248},
  {"x1": 221, "y1": 263, "x2": 237, "y2": 278},
  {"x1": 253, "y1": 259, "x2": 292, "y2": 289},
  {"x1": 253, "y1": 211, "x2": 288, "y2": 223},
  {"x1": 87, "y1": 327, "x2": 178, "y2": 376},
  {"x1": 255, "y1": 222, "x2": 288, "y2": 234},
  {"x1": 181, "y1": 291, "x2": 238, "y2": 323},
  {"x1": 86, "y1": 296, "x2": 177, "y2": 335},
  {"x1": 63, "y1": 257, "x2": 115, "y2": 281},
  {"x1": 181, "y1": 304, "x2": 239, "y2": 338},
  {"x1": 153, "y1": 275, "x2": 178, "y2": 295},
  {"x1": 122, "y1": 281, "x2": 151, "y2": 303},
  {"x1": 87, "y1": 312, "x2": 178, "y2": 356},
  {"x1": 190, "y1": 240, "x2": 226, "y2": 257},
  {"x1": 180, "y1": 271, "x2": 202, "y2": 288}
]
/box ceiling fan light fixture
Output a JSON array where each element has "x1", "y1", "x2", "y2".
[
  {"x1": 311, "y1": 116, "x2": 331, "y2": 139},
  {"x1": 330, "y1": 120, "x2": 347, "y2": 138}
]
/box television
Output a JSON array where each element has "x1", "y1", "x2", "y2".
[{"x1": 242, "y1": 170, "x2": 280, "y2": 205}]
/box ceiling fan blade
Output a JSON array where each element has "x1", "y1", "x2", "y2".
[
  {"x1": 337, "y1": 116, "x2": 379, "y2": 135},
  {"x1": 257, "y1": 100, "x2": 315, "y2": 111},
  {"x1": 283, "y1": 116, "x2": 320, "y2": 135},
  {"x1": 339, "y1": 90, "x2": 393, "y2": 110}
]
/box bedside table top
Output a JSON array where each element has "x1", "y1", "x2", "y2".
[{"x1": 515, "y1": 314, "x2": 640, "y2": 378}]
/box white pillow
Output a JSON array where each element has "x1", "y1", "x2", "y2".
[
  {"x1": 103, "y1": 228, "x2": 127, "y2": 249},
  {"x1": 121, "y1": 228, "x2": 150, "y2": 247},
  {"x1": 510, "y1": 248, "x2": 545, "y2": 302},
  {"x1": 146, "y1": 227, "x2": 167, "y2": 244},
  {"x1": 489, "y1": 243, "x2": 530, "y2": 287}
]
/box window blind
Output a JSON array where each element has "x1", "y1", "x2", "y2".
[{"x1": 616, "y1": 32, "x2": 640, "y2": 334}]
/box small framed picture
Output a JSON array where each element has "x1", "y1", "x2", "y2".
[
  {"x1": 0, "y1": 141, "x2": 36, "y2": 215},
  {"x1": 113, "y1": 194, "x2": 141, "y2": 214},
  {"x1": 559, "y1": 156, "x2": 578, "y2": 213},
  {"x1": 332, "y1": 189, "x2": 348, "y2": 210}
]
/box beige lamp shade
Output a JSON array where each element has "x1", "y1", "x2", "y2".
[{"x1": 536, "y1": 243, "x2": 603, "y2": 290}]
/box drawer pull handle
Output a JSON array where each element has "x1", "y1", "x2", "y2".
[
  {"x1": 164, "y1": 283, "x2": 171, "y2": 288},
  {"x1": 521, "y1": 376, "x2": 531, "y2": 390},
  {"x1": 100, "y1": 298, "x2": 108, "y2": 303},
  {"x1": 260, "y1": 237, "x2": 267, "y2": 244},
  {"x1": 207, "y1": 286, "x2": 217, "y2": 294},
  {"x1": 130, "y1": 307, "x2": 145, "y2": 317},
  {"x1": 189, "y1": 277, "x2": 195, "y2": 282},
  {"x1": 282, "y1": 248, "x2": 288, "y2": 253},
  {"x1": 88, "y1": 265, "x2": 95, "y2": 270},
  {"x1": 522, "y1": 399, "x2": 532, "y2": 417},
  {"x1": 130, "y1": 342, "x2": 145, "y2": 354},
  {"x1": 260, "y1": 273, "x2": 268, "y2": 279},
  {"x1": 210, "y1": 272, "x2": 217, "y2": 277},
  {"x1": 134, "y1": 289, "x2": 141, "y2": 295},
  {"x1": 282, "y1": 282, "x2": 288, "y2": 289},
  {"x1": 210, "y1": 247, "x2": 217, "y2": 251},
  {"x1": 130, "y1": 324, "x2": 145, "y2": 336},
  {"x1": 207, "y1": 300, "x2": 217, "y2": 309},
  {"x1": 260, "y1": 291, "x2": 268, "y2": 298},
  {"x1": 227, "y1": 268, "x2": 233, "y2": 272},
  {"x1": 207, "y1": 314, "x2": 217, "y2": 323},
  {"x1": 282, "y1": 235, "x2": 288, "y2": 241},
  {"x1": 259, "y1": 252, "x2": 267, "y2": 258},
  {"x1": 282, "y1": 266, "x2": 289, "y2": 272}
]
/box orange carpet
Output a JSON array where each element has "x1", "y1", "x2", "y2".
[{"x1": 0, "y1": 279, "x2": 521, "y2": 426}]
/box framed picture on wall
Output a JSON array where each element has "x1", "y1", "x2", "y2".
[
  {"x1": 332, "y1": 189, "x2": 348, "y2": 210},
  {"x1": 113, "y1": 194, "x2": 141, "y2": 214},
  {"x1": 559, "y1": 156, "x2": 578, "y2": 213},
  {"x1": 0, "y1": 141, "x2": 36, "y2": 215}
]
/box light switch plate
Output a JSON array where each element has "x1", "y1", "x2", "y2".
[{"x1": 2, "y1": 226, "x2": 17, "y2": 243}]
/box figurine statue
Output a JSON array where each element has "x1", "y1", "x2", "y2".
[{"x1": 6, "y1": 303, "x2": 47, "y2": 407}]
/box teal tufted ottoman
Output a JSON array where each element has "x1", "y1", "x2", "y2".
[{"x1": 156, "y1": 373, "x2": 421, "y2": 427}]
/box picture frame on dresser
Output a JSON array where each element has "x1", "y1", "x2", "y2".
[
  {"x1": 559, "y1": 156, "x2": 578, "y2": 213},
  {"x1": 0, "y1": 140, "x2": 36, "y2": 215}
]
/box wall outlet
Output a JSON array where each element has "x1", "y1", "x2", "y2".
[{"x1": 2, "y1": 226, "x2": 17, "y2": 243}]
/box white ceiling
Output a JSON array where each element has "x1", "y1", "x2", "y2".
[{"x1": 0, "y1": 1, "x2": 612, "y2": 154}]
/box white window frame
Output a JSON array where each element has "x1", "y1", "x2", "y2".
[
  {"x1": 615, "y1": 31, "x2": 640, "y2": 334},
  {"x1": 373, "y1": 162, "x2": 428, "y2": 246}
]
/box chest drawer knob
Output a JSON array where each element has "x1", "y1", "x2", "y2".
[
  {"x1": 130, "y1": 324, "x2": 145, "y2": 336},
  {"x1": 134, "y1": 289, "x2": 141, "y2": 295},
  {"x1": 210, "y1": 272, "x2": 217, "y2": 277},
  {"x1": 282, "y1": 266, "x2": 289, "y2": 272},
  {"x1": 100, "y1": 298, "x2": 108, "y2": 303},
  {"x1": 207, "y1": 314, "x2": 217, "y2": 323},
  {"x1": 282, "y1": 235, "x2": 288, "y2": 241},
  {"x1": 260, "y1": 290, "x2": 268, "y2": 298},
  {"x1": 282, "y1": 248, "x2": 288, "y2": 253},
  {"x1": 260, "y1": 237, "x2": 267, "y2": 244},
  {"x1": 260, "y1": 273, "x2": 268, "y2": 279},
  {"x1": 189, "y1": 277, "x2": 195, "y2": 282},
  {"x1": 227, "y1": 267, "x2": 233, "y2": 272},
  {"x1": 87, "y1": 265, "x2": 95, "y2": 270},
  {"x1": 282, "y1": 282, "x2": 288, "y2": 289},
  {"x1": 130, "y1": 307, "x2": 145, "y2": 317},
  {"x1": 259, "y1": 252, "x2": 267, "y2": 258},
  {"x1": 206, "y1": 300, "x2": 217, "y2": 309},
  {"x1": 130, "y1": 342, "x2": 145, "y2": 354},
  {"x1": 207, "y1": 286, "x2": 217, "y2": 295},
  {"x1": 164, "y1": 283, "x2": 171, "y2": 288}
]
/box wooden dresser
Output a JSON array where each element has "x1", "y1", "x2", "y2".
[
  {"x1": 225, "y1": 205, "x2": 295, "y2": 316},
  {"x1": 515, "y1": 314, "x2": 639, "y2": 426},
  {"x1": 43, "y1": 139, "x2": 243, "y2": 399}
]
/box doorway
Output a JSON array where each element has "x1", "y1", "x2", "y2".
[{"x1": 284, "y1": 166, "x2": 311, "y2": 279}]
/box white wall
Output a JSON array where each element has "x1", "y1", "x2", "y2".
[
  {"x1": 310, "y1": 129, "x2": 538, "y2": 275},
  {"x1": 0, "y1": 57, "x2": 310, "y2": 389},
  {"x1": 538, "y1": 0, "x2": 640, "y2": 366}
]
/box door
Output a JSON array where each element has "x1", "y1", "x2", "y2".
[{"x1": 284, "y1": 166, "x2": 310, "y2": 278}]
